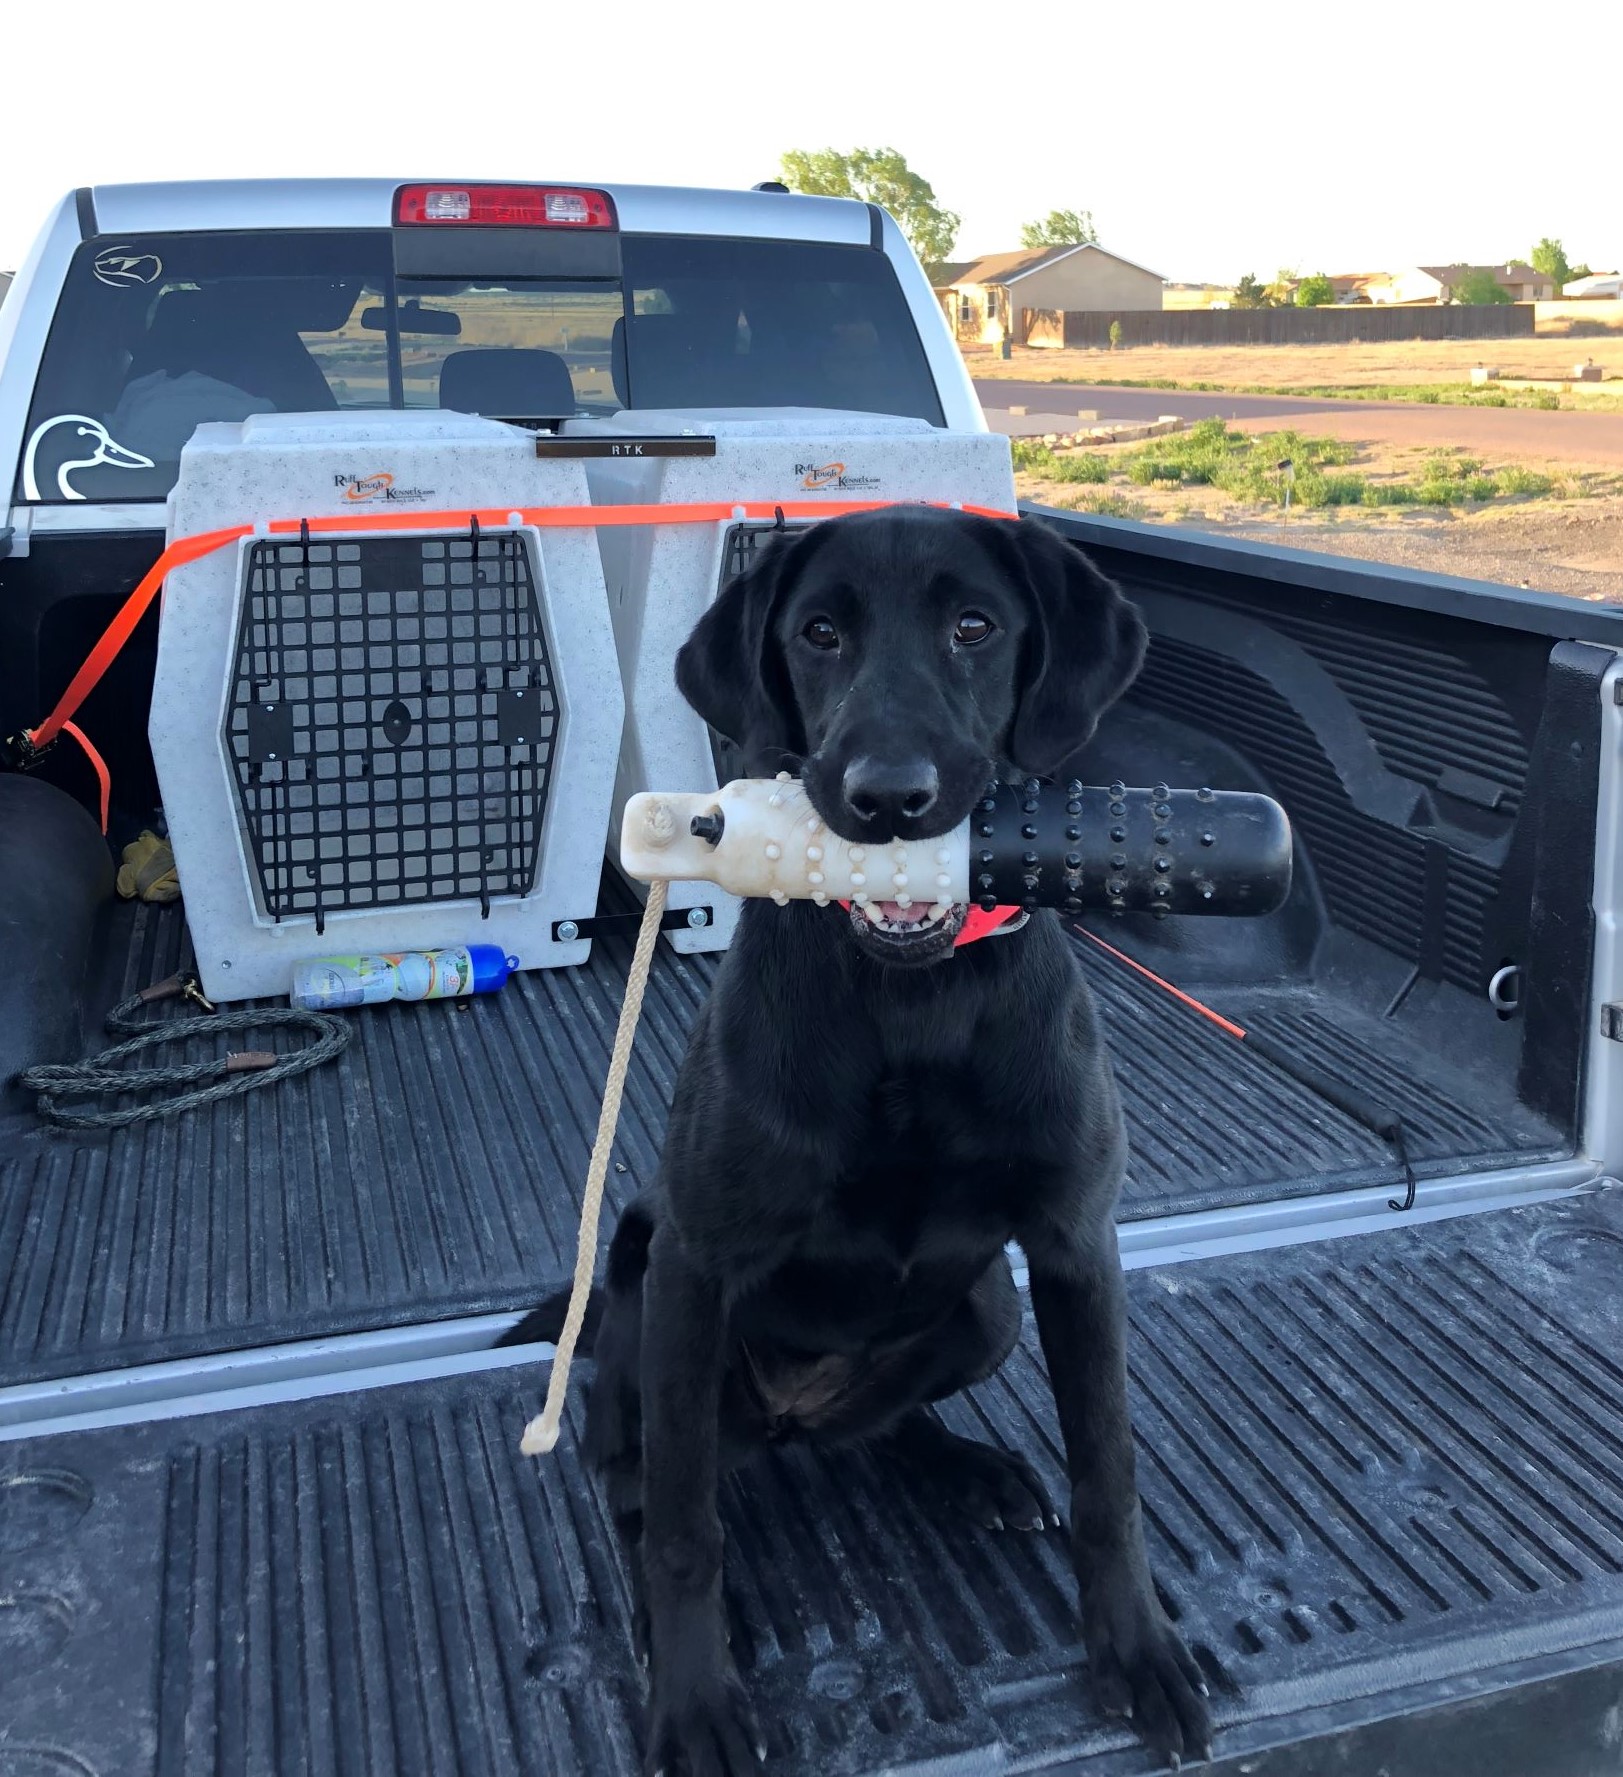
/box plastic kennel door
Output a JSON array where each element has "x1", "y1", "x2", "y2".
[{"x1": 150, "y1": 411, "x2": 624, "y2": 1003}]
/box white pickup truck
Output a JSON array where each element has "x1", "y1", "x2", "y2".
[{"x1": 1, "y1": 177, "x2": 1621, "y2": 1777}]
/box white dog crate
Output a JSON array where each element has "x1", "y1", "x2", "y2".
[
  {"x1": 151, "y1": 411, "x2": 625, "y2": 1003},
  {"x1": 560, "y1": 409, "x2": 1015, "y2": 952}
]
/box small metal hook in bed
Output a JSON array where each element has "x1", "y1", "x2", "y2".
[{"x1": 1386, "y1": 1120, "x2": 1417, "y2": 1214}]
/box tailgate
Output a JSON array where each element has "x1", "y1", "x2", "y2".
[{"x1": 3, "y1": 1189, "x2": 1620, "y2": 1775}]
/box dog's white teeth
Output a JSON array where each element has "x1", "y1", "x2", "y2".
[{"x1": 863, "y1": 903, "x2": 885, "y2": 926}]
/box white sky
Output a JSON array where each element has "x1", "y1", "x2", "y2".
[{"x1": 2, "y1": 0, "x2": 1614, "y2": 284}]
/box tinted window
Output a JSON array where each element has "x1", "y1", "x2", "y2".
[
  {"x1": 21, "y1": 231, "x2": 392, "y2": 504},
  {"x1": 620, "y1": 235, "x2": 944, "y2": 424},
  {"x1": 21, "y1": 227, "x2": 945, "y2": 504},
  {"x1": 395, "y1": 280, "x2": 622, "y2": 416}
]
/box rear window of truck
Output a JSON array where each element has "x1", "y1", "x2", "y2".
[{"x1": 19, "y1": 229, "x2": 944, "y2": 504}]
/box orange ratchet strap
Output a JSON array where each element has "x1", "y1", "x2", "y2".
[{"x1": 12, "y1": 497, "x2": 1018, "y2": 813}]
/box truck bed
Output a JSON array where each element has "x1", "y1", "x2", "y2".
[
  {"x1": 4, "y1": 1188, "x2": 1621, "y2": 1775},
  {"x1": 0, "y1": 891, "x2": 1561, "y2": 1387}
]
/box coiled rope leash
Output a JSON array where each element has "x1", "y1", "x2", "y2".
[
  {"x1": 18, "y1": 972, "x2": 350, "y2": 1130},
  {"x1": 521, "y1": 880, "x2": 668, "y2": 1457}
]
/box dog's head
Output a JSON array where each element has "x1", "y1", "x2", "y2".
[{"x1": 676, "y1": 506, "x2": 1147, "y2": 966}]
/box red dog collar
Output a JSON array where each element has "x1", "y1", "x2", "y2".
[
  {"x1": 952, "y1": 903, "x2": 1028, "y2": 946},
  {"x1": 835, "y1": 900, "x2": 1026, "y2": 948}
]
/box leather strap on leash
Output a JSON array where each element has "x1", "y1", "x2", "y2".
[
  {"x1": 18, "y1": 971, "x2": 349, "y2": 1129},
  {"x1": 521, "y1": 879, "x2": 669, "y2": 1457}
]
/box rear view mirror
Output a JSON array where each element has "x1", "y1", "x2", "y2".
[{"x1": 362, "y1": 302, "x2": 462, "y2": 336}]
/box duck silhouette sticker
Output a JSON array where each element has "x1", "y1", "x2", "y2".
[{"x1": 23, "y1": 415, "x2": 156, "y2": 500}]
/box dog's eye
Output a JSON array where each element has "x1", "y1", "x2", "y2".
[
  {"x1": 802, "y1": 617, "x2": 839, "y2": 651},
  {"x1": 953, "y1": 611, "x2": 995, "y2": 647}
]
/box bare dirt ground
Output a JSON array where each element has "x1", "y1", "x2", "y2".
[
  {"x1": 1016, "y1": 436, "x2": 1623, "y2": 601},
  {"x1": 1211, "y1": 498, "x2": 1623, "y2": 600},
  {"x1": 968, "y1": 333, "x2": 1623, "y2": 393}
]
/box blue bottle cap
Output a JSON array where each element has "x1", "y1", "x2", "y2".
[{"x1": 468, "y1": 945, "x2": 519, "y2": 993}]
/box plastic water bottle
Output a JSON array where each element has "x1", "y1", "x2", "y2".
[{"x1": 290, "y1": 946, "x2": 519, "y2": 1011}]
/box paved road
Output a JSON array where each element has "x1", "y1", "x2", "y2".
[{"x1": 974, "y1": 378, "x2": 1623, "y2": 468}]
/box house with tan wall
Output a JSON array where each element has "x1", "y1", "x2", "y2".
[
  {"x1": 940, "y1": 244, "x2": 1164, "y2": 345},
  {"x1": 1361, "y1": 263, "x2": 1557, "y2": 305}
]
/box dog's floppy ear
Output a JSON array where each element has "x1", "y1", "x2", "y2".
[
  {"x1": 675, "y1": 529, "x2": 809, "y2": 772},
  {"x1": 1000, "y1": 519, "x2": 1148, "y2": 777}
]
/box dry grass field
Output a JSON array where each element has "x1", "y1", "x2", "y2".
[{"x1": 970, "y1": 333, "x2": 1623, "y2": 394}]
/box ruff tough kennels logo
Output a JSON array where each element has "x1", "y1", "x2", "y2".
[
  {"x1": 796, "y1": 460, "x2": 882, "y2": 493},
  {"x1": 334, "y1": 471, "x2": 438, "y2": 505}
]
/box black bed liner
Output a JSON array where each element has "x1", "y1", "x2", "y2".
[
  {"x1": 2, "y1": 1189, "x2": 1620, "y2": 1775},
  {"x1": 0, "y1": 898, "x2": 1561, "y2": 1386}
]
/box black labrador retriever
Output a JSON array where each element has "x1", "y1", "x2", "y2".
[{"x1": 511, "y1": 505, "x2": 1211, "y2": 1773}]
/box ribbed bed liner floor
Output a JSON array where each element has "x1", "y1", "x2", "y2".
[
  {"x1": 3, "y1": 1191, "x2": 1621, "y2": 1776},
  {"x1": 0, "y1": 902, "x2": 1560, "y2": 1384}
]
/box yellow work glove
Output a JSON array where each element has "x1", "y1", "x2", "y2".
[{"x1": 117, "y1": 830, "x2": 181, "y2": 903}]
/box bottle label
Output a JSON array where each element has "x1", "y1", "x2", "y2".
[
  {"x1": 388, "y1": 948, "x2": 474, "y2": 1001},
  {"x1": 290, "y1": 955, "x2": 395, "y2": 1011},
  {"x1": 290, "y1": 947, "x2": 475, "y2": 1010}
]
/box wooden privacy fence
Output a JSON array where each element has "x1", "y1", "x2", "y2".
[{"x1": 1022, "y1": 305, "x2": 1538, "y2": 347}]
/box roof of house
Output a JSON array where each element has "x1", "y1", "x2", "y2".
[
  {"x1": 947, "y1": 242, "x2": 1165, "y2": 287},
  {"x1": 931, "y1": 261, "x2": 974, "y2": 288},
  {"x1": 1418, "y1": 262, "x2": 1550, "y2": 285}
]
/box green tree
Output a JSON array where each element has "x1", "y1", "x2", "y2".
[
  {"x1": 1230, "y1": 272, "x2": 1272, "y2": 309},
  {"x1": 1452, "y1": 267, "x2": 1512, "y2": 305},
  {"x1": 1294, "y1": 272, "x2": 1335, "y2": 307},
  {"x1": 1530, "y1": 238, "x2": 1572, "y2": 289},
  {"x1": 779, "y1": 147, "x2": 960, "y2": 274},
  {"x1": 1264, "y1": 267, "x2": 1299, "y2": 307},
  {"x1": 1019, "y1": 208, "x2": 1098, "y2": 248}
]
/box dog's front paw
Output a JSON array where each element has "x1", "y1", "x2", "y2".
[
  {"x1": 645, "y1": 1663, "x2": 765, "y2": 1777},
  {"x1": 1084, "y1": 1578, "x2": 1211, "y2": 1765}
]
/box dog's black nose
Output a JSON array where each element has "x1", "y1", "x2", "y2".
[{"x1": 842, "y1": 757, "x2": 940, "y2": 835}]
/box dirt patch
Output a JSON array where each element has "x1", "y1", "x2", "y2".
[
  {"x1": 971, "y1": 337, "x2": 1623, "y2": 392},
  {"x1": 1215, "y1": 498, "x2": 1623, "y2": 601}
]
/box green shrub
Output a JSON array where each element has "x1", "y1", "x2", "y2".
[
  {"x1": 1108, "y1": 320, "x2": 1124, "y2": 350},
  {"x1": 1452, "y1": 268, "x2": 1513, "y2": 305},
  {"x1": 1497, "y1": 466, "x2": 1555, "y2": 498},
  {"x1": 1050, "y1": 452, "x2": 1110, "y2": 484},
  {"x1": 1009, "y1": 439, "x2": 1056, "y2": 473},
  {"x1": 1069, "y1": 491, "x2": 1148, "y2": 519}
]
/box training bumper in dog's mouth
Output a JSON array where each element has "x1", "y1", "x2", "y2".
[{"x1": 621, "y1": 775, "x2": 1294, "y2": 923}]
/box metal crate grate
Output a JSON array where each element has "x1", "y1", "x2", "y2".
[
  {"x1": 224, "y1": 525, "x2": 556, "y2": 927},
  {"x1": 718, "y1": 517, "x2": 811, "y2": 590}
]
